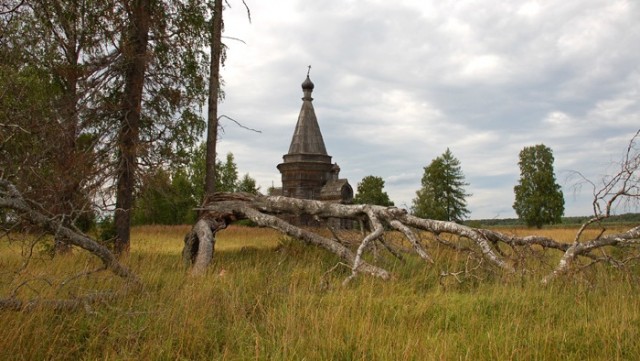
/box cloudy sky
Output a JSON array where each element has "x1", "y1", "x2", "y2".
[{"x1": 214, "y1": 0, "x2": 640, "y2": 219}]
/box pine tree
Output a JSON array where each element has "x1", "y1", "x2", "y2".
[
  {"x1": 513, "y1": 144, "x2": 564, "y2": 228},
  {"x1": 237, "y1": 173, "x2": 260, "y2": 194},
  {"x1": 412, "y1": 148, "x2": 470, "y2": 222},
  {"x1": 216, "y1": 152, "x2": 239, "y2": 192}
]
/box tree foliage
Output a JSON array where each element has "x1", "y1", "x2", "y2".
[
  {"x1": 1, "y1": 0, "x2": 211, "y2": 254},
  {"x1": 353, "y1": 175, "x2": 394, "y2": 207},
  {"x1": 513, "y1": 144, "x2": 565, "y2": 228},
  {"x1": 132, "y1": 149, "x2": 259, "y2": 224},
  {"x1": 0, "y1": 0, "x2": 110, "y2": 249},
  {"x1": 216, "y1": 152, "x2": 239, "y2": 193},
  {"x1": 132, "y1": 168, "x2": 198, "y2": 225},
  {"x1": 237, "y1": 173, "x2": 260, "y2": 194},
  {"x1": 412, "y1": 148, "x2": 470, "y2": 222}
]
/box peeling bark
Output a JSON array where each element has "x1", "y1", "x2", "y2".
[{"x1": 185, "y1": 216, "x2": 226, "y2": 275}]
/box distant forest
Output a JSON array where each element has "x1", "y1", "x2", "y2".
[{"x1": 471, "y1": 213, "x2": 640, "y2": 227}]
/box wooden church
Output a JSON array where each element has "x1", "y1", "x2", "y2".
[{"x1": 273, "y1": 73, "x2": 353, "y2": 227}]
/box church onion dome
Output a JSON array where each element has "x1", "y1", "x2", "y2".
[{"x1": 302, "y1": 75, "x2": 314, "y2": 91}]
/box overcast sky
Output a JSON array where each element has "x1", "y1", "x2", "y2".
[{"x1": 214, "y1": 0, "x2": 640, "y2": 219}]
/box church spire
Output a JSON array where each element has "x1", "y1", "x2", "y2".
[{"x1": 286, "y1": 72, "x2": 328, "y2": 156}]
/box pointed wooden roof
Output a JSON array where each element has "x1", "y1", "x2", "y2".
[{"x1": 286, "y1": 75, "x2": 328, "y2": 156}]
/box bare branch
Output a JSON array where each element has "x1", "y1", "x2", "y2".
[
  {"x1": 218, "y1": 114, "x2": 262, "y2": 133},
  {"x1": 543, "y1": 226, "x2": 640, "y2": 283},
  {"x1": 186, "y1": 194, "x2": 516, "y2": 283},
  {"x1": 0, "y1": 179, "x2": 141, "y2": 286},
  {"x1": 221, "y1": 35, "x2": 247, "y2": 44},
  {"x1": 540, "y1": 129, "x2": 640, "y2": 283},
  {"x1": 389, "y1": 219, "x2": 433, "y2": 263}
]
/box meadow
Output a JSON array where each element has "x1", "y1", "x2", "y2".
[{"x1": 1, "y1": 225, "x2": 639, "y2": 360}]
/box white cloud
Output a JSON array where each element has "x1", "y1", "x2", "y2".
[{"x1": 517, "y1": 2, "x2": 542, "y2": 17}]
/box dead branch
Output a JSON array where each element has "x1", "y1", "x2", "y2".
[
  {"x1": 439, "y1": 254, "x2": 485, "y2": 288},
  {"x1": 543, "y1": 226, "x2": 640, "y2": 283},
  {"x1": 389, "y1": 219, "x2": 433, "y2": 263},
  {"x1": 0, "y1": 179, "x2": 141, "y2": 286},
  {"x1": 377, "y1": 236, "x2": 406, "y2": 262},
  {"x1": 542, "y1": 129, "x2": 640, "y2": 282},
  {"x1": 218, "y1": 115, "x2": 262, "y2": 133},
  {"x1": 183, "y1": 214, "x2": 226, "y2": 275}
]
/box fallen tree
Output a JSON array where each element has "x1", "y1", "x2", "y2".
[
  {"x1": 0, "y1": 179, "x2": 142, "y2": 310},
  {"x1": 183, "y1": 192, "x2": 640, "y2": 284},
  {"x1": 185, "y1": 130, "x2": 640, "y2": 284}
]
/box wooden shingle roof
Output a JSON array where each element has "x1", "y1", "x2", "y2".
[{"x1": 286, "y1": 75, "x2": 328, "y2": 156}]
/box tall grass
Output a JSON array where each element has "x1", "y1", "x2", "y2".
[{"x1": 1, "y1": 225, "x2": 639, "y2": 360}]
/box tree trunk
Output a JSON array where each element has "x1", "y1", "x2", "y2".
[
  {"x1": 184, "y1": 193, "x2": 640, "y2": 284},
  {"x1": 53, "y1": 41, "x2": 80, "y2": 255},
  {"x1": 204, "y1": 0, "x2": 224, "y2": 198},
  {"x1": 114, "y1": 0, "x2": 151, "y2": 256},
  {"x1": 183, "y1": 215, "x2": 225, "y2": 275}
]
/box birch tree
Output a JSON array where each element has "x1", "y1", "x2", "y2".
[{"x1": 513, "y1": 144, "x2": 565, "y2": 228}]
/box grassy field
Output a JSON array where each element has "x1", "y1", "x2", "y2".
[{"x1": 1, "y1": 225, "x2": 639, "y2": 360}]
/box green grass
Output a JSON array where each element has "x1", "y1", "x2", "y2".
[{"x1": 1, "y1": 225, "x2": 639, "y2": 360}]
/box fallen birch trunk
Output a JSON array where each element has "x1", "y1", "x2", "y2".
[{"x1": 184, "y1": 193, "x2": 640, "y2": 284}]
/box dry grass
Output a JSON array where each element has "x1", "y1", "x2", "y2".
[
  {"x1": 1, "y1": 224, "x2": 639, "y2": 360},
  {"x1": 498, "y1": 225, "x2": 631, "y2": 243}
]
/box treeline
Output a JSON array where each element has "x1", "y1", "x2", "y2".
[{"x1": 470, "y1": 213, "x2": 640, "y2": 228}]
